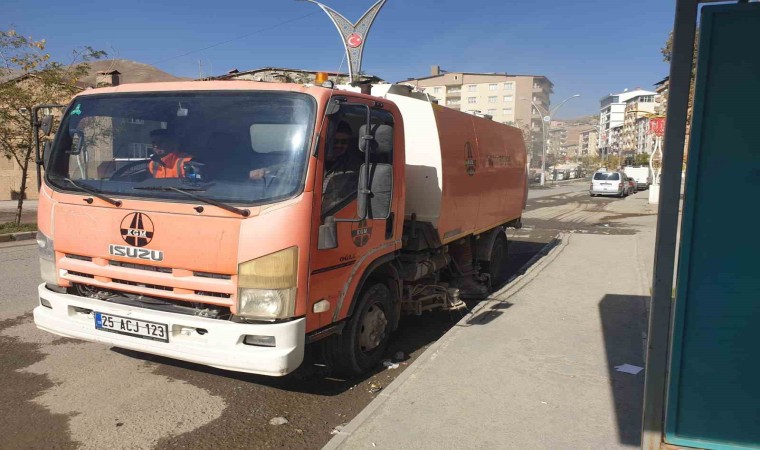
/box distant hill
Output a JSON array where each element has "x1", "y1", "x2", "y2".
[
  {"x1": 0, "y1": 68, "x2": 24, "y2": 84},
  {"x1": 556, "y1": 115, "x2": 597, "y2": 126},
  {"x1": 78, "y1": 59, "x2": 189, "y2": 85}
]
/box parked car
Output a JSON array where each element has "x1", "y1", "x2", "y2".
[
  {"x1": 590, "y1": 170, "x2": 627, "y2": 197},
  {"x1": 626, "y1": 177, "x2": 637, "y2": 195},
  {"x1": 623, "y1": 166, "x2": 652, "y2": 190}
]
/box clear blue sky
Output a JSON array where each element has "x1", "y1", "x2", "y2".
[{"x1": 4, "y1": 0, "x2": 675, "y2": 118}]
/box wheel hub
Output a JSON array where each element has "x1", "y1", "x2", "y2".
[{"x1": 359, "y1": 304, "x2": 387, "y2": 352}]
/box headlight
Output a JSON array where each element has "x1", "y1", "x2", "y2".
[
  {"x1": 37, "y1": 231, "x2": 57, "y2": 284},
  {"x1": 237, "y1": 247, "x2": 298, "y2": 320}
]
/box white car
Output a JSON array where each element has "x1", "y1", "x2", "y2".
[{"x1": 590, "y1": 171, "x2": 626, "y2": 197}]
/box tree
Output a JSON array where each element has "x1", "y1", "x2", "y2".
[
  {"x1": 633, "y1": 153, "x2": 650, "y2": 167},
  {"x1": 0, "y1": 29, "x2": 105, "y2": 225},
  {"x1": 661, "y1": 29, "x2": 699, "y2": 165},
  {"x1": 515, "y1": 119, "x2": 540, "y2": 168}
]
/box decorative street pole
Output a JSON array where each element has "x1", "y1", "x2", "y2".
[
  {"x1": 300, "y1": 0, "x2": 387, "y2": 85},
  {"x1": 648, "y1": 116, "x2": 666, "y2": 204}
]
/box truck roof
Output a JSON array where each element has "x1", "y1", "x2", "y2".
[{"x1": 74, "y1": 80, "x2": 340, "y2": 100}]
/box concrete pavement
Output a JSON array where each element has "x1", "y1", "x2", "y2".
[{"x1": 326, "y1": 193, "x2": 656, "y2": 449}]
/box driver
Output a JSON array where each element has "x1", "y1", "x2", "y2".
[{"x1": 148, "y1": 129, "x2": 193, "y2": 178}]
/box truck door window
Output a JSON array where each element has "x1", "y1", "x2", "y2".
[{"x1": 320, "y1": 107, "x2": 394, "y2": 217}]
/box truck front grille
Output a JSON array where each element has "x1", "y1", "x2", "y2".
[
  {"x1": 59, "y1": 254, "x2": 236, "y2": 306},
  {"x1": 112, "y1": 278, "x2": 173, "y2": 292},
  {"x1": 110, "y1": 260, "x2": 172, "y2": 273}
]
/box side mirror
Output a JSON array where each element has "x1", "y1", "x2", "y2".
[
  {"x1": 41, "y1": 115, "x2": 54, "y2": 136},
  {"x1": 325, "y1": 99, "x2": 341, "y2": 116},
  {"x1": 356, "y1": 163, "x2": 393, "y2": 220},
  {"x1": 359, "y1": 124, "x2": 393, "y2": 154},
  {"x1": 318, "y1": 216, "x2": 338, "y2": 250}
]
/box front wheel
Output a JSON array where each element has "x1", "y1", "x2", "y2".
[{"x1": 325, "y1": 283, "x2": 396, "y2": 376}]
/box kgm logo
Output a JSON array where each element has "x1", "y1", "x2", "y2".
[{"x1": 120, "y1": 212, "x2": 154, "y2": 247}]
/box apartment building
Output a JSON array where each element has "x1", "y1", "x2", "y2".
[
  {"x1": 401, "y1": 67, "x2": 552, "y2": 167},
  {"x1": 621, "y1": 95, "x2": 658, "y2": 155},
  {"x1": 579, "y1": 128, "x2": 599, "y2": 157},
  {"x1": 548, "y1": 119, "x2": 590, "y2": 161},
  {"x1": 598, "y1": 88, "x2": 658, "y2": 157},
  {"x1": 401, "y1": 66, "x2": 553, "y2": 131}
]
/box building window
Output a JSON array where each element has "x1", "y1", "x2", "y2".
[
  {"x1": 467, "y1": 97, "x2": 476, "y2": 104},
  {"x1": 503, "y1": 95, "x2": 513, "y2": 103},
  {"x1": 487, "y1": 109, "x2": 497, "y2": 115},
  {"x1": 503, "y1": 108, "x2": 513, "y2": 115},
  {"x1": 488, "y1": 84, "x2": 497, "y2": 91},
  {"x1": 433, "y1": 87, "x2": 441, "y2": 94},
  {"x1": 504, "y1": 82, "x2": 514, "y2": 90},
  {"x1": 468, "y1": 85, "x2": 477, "y2": 92},
  {"x1": 488, "y1": 96, "x2": 497, "y2": 103}
]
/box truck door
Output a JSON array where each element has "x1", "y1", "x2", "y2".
[{"x1": 307, "y1": 103, "x2": 399, "y2": 331}]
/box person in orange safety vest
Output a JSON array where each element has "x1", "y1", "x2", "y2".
[{"x1": 148, "y1": 129, "x2": 193, "y2": 178}]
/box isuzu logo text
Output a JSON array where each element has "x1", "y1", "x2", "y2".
[{"x1": 108, "y1": 244, "x2": 164, "y2": 262}]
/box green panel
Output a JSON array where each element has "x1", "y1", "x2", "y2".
[{"x1": 665, "y1": 4, "x2": 760, "y2": 449}]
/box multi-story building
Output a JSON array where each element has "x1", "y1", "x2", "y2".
[
  {"x1": 548, "y1": 125, "x2": 567, "y2": 156},
  {"x1": 547, "y1": 119, "x2": 589, "y2": 161},
  {"x1": 579, "y1": 128, "x2": 599, "y2": 156},
  {"x1": 598, "y1": 88, "x2": 658, "y2": 157},
  {"x1": 621, "y1": 96, "x2": 658, "y2": 156},
  {"x1": 635, "y1": 116, "x2": 655, "y2": 155},
  {"x1": 401, "y1": 66, "x2": 553, "y2": 165},
  {"x1": 402, "y1": 66, "x2": 552, "y2": 126}
]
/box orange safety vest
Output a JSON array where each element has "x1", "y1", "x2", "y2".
[{"x1": 149, "y1": 153, "x2": 192, "y2": 178}]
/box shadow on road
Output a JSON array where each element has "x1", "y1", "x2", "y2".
[
  {"x1": 599, "y1": 294, "x2": 649, "y2": 446},
  {"x1": 112, "y1": 238, "x2": 557, "y2": 395}
]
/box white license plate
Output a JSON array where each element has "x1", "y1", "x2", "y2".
[{"x1": 95, "y1": 312, "x2": 168, "y2": 342}]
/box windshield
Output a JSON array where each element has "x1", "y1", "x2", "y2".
[
  {"x1": 46, "y1": 91, "x2": 316, "y2": 205},
  {"x1": 593, "y1": 172, "x2": 620, "y2": 181}
]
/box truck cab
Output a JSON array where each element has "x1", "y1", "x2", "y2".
[{"x1": 33, "y1": 80, "x2": 526, "y2": 377}]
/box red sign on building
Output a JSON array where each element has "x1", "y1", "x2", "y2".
[{"x1": 649, "y1": 117, "x2": 666, "y2": 136}]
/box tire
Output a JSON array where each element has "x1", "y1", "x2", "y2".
[
  {"x1": 481, "y1": 232, "x2": 509, "y2": 288},
  {"x1": 325, "y1": 283, "x2": 396, "y2": 376}
]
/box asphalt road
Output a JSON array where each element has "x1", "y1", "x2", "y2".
[{"x1": 0, "y1": 180, "x2": 622, "y2": 449}]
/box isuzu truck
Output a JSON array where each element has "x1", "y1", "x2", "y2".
[{"x1": 32, "y1": 80, "x2": 527, "y2": 376}]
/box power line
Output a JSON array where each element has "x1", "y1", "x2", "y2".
[{"x1": 151, "y1": 11, "x2": 319, "y2": 65}]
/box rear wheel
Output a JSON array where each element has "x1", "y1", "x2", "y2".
[
  {"x1": 482, "y1": 232, "x2": 509, "y2": 288},
  {"x1": 325, "y1": 283, "x2": 395, "y2": 376}
]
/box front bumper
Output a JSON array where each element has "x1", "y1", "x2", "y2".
[{"x1": 33, "y1": 284, "x2": 305, "y2": 376}]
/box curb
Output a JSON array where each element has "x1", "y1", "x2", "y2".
[
  {"x1": 323, "y1": 233, "x2": 570, "y2": 450},
  {"x1": 0, "y1": 231, "x2": 36, "y2": 243}
]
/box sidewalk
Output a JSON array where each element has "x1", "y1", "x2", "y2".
[
  {"x1": 326, "y1": 195, "x2": 657, "y2": 449},
  {"x1": 0, "y1": 200, "x2": 37, "y2": 224}
]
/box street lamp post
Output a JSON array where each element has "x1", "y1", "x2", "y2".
[{"x1": 520, "y1": 94, "x2": 580, "y2": 186}]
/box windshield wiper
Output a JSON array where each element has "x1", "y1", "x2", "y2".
[
  {"x1": 133, "y1": 186, "x2": 250, "y2": 217},
  {"x1": 64, "y1": 178, "x2": 122, "y2": 207}
]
